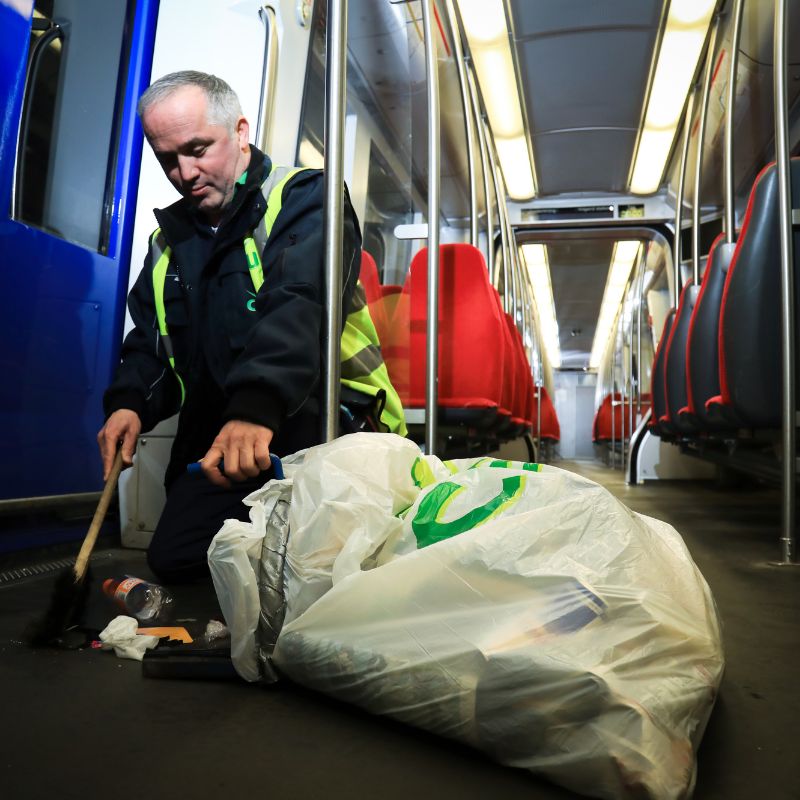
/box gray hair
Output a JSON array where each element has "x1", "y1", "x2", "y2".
[{"x1": 137, "y1": 70, "x2": 243, "y2": 130}]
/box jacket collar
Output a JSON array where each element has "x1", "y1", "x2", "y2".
[{"x1": 153, "y1": 146, "x2": 272, "y2": 250}]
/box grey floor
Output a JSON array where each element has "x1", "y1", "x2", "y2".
[{"x1": 1, "y1": 459, "x2": 798, "y2": 800}]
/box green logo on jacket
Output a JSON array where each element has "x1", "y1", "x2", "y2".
[{"x1": 246, "y1": 290, "x2": 256, "y2": 312}]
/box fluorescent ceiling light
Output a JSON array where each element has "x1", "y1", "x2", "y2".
[
  {"x1": 457, "y1": 0, "x2": 535, "y2": 200},
  {"x1": 495, "y1": 136, "x2": 535, "y2": 200},
  {"x1": 522, "y1": 244, "x2": 560, "y2": 368},
  {"x1": 590, "y1": 241, "x2": 641, "y2": 368},
  {"x1": 629, "y1": 0, "x2": 716, "y2": 194}
]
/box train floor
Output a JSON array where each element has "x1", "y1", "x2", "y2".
[{"x1": 0, "y1": 458, "x2": 797, "y2": 800}]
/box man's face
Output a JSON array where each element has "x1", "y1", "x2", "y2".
[{"x1": 142, "y1": 85, "x2": 250, "y2": 224}]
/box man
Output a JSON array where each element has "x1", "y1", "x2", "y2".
[{"x1": 97, "y1": 71, "x2": 364, "y2": 583}]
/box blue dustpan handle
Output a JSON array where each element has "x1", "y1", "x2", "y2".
[{"x1": 187, "y1": 453, "x2": 284, "y2": 479}]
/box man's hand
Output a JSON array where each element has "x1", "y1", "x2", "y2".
[
  {"x1": 201, "y1": 420, "x2": 273, "y2": 487},
  {"x1": 97, "y1": 409, "x2": 142, "y2": 480}
]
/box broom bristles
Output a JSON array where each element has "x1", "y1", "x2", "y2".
[{"x1": 26, "y1": 566, "x2": 93, "y2": 647}]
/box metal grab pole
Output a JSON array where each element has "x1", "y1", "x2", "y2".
[
  {"x1": 422, "y1": 0, "x2": 441, "y2": 455},
  {"x1": 445, "y1": 0, "x2": 478, "y2": 247},
  {"x1": 773, "y1": 0, "x2": 796, "y2": 564},
  {"x1": 467, "y1": 69, "x2": 494, "y2": 280},
  {"x1": 536, "y1": 352, "x2": 542, "y2": 458},
  {"x1": 487, "y1": 140, "x2": 510, "y2": 309},
  {"x1": 636, "y1": 249, "x2": 646, "y2": 422},
  {"x1": 674, "y1": 87, "x2": 697, "y2": 307},
  {"x1": 693, "y1": 17, "x2": 720, "y2": 286},
  {"x1": 620, "y1": 322, "x2": 627, "y2": 471},
  {"x1": 321, "y1": 0, "x2": 347, "y2": 442},
  {"x1": 724, "y1": 0, "x2": 745, "y2": 243},
  {"x1": 610, "y1": 352, "x2": 616, "y2": 467},
  {"x1": 628, "y1": 300, "x2": 635, "y2": 476}
]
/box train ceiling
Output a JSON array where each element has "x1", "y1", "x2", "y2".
[{"x1": 507, "y1": 0, "x2": 663, "y2": 197}]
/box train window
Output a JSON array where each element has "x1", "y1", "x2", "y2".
[
  {"x1": 297, "y1": 0, "x2": 478, "y2": 288},
  {"x1": 12, "y1": 0, "x2": 127, "y2": 251},
  {"x1": 298, "y1": 0, "x2": 418, "y2": 284}
]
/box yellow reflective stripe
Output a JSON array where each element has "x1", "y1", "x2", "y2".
[
  {"x1": 263, "y1": 167, "x2": 305, "y2": 239},
  {"x1": 150, "y1": 228, "x2": 185, "y2": 404},
  {"x1": 151, "y1": 229, "x2": 171, "y2": 339},
  {"x1": 244, "y1": 236, "x2": 263, "y2": 292}
]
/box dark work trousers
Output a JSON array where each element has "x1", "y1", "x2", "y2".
[{"x1": 147, "y1": 468, "x2": 272, "y2": 584}]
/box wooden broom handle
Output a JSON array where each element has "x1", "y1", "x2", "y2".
[{"x1": 73, "y1": 449, "x2": 125, "y2": 581}]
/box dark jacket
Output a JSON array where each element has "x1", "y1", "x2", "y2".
[{"x1": 104, "y1": 147, "x2": 362, "y2": 487}]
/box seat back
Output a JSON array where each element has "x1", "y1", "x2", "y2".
[
  {"x1": 533, "y1": 386, "x2": 560, "y2": 441},
  {"x1": 506, "y1": 319, "x2": 535, "y2": 424},
  {"x1": 685, "y1": 234, "x2": 734, "y2": 424},
  {"x1": 592, "y1": 393, "x2": 645, "y2": 442},
  {"x1": 380, "y1": 273, "x2": 411, "y2": 404},
  {"x1": 663, "y1": 279, "x2": 699, "y2": 434},
  {"x1": 358, "y1": 251, "x2": 391, "y2": 347},
  {"x1": 650, "y1": 310, "x2": 676, "y2": 434},
  {"x1": 408, "y1": 244, "x2": 505, "y2": 409},
  {"x1": 717, "y1": 159, "x2": 800, "y2": 427}
]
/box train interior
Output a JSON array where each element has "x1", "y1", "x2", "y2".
[{"x1": 0, "y1": 0, "x2": 798, "y2": 797}]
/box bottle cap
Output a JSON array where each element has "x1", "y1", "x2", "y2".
[{"x1": 102, "y1": 578, "x2": 116, "y2": 596}]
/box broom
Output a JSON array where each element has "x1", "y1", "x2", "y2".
[{"x1": 27, "y1": 448, "x2": 125, "y2": 646}]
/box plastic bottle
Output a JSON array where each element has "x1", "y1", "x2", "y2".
[{"x1": 103, "y1": 576, "x2": 174, "y2": 623}]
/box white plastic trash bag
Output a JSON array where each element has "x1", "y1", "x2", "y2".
[{"x1": 209, "y1": 433, "x2": 724, "y2": 800}]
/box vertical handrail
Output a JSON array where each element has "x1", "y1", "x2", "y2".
[
  {"x1": 445, "y1": 0, "x2": 478, "y2": 247},
  {"x1": 321, "y1": 0, "x2": 348, "y2": 442},
  {"x1": 467, "y1": 69, "x2": 494, "y2": 280},
  {"x1": 486, "y1": 137, "x2": 510, "y2": 310},
  {"x1": 255, "y1": 6, "x2": 278, "y2": 154},
  {"x1": 724, "y1": 0, "x2": 745, "y2": 243},
  {"x1": 692, "y1": 17, "x2": 720, "y2": 286},
  {"x1": 773, "y1": 0, "x2": 796, "y2": 564},
  {"x1": 536, "y1": 351, "x2": 542, "y2": 458},
  {"x1": 674, "y1": 86, "x2": 697, "y2": 307},
  {"x1": 628, "y1": 295, "x2": 635, "y2": 475},
  {"x1": 620, "y1": 321, "x2": 627, "y2": 471},
  {"x1": 636, "y1": 248, "x2": 646, "y2": 422},
  {"x1": 493, "y1": 157, "x2": 511, "y2": 310},
  {"x1": 422, "y1": 0, "x2": 441, "y2": 455},
  {"x1": 610, "y1": 350, "x2": 616, "y2": 467}
]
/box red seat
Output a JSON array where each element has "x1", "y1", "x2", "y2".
[
  {"x1": 504, "y1": 314, "x2": 534, "y2": 427},
  {"x1": 532, "y1": 386, "x2": 560, "y2": 442},
  {"x1": 593, "y1": 393, "x2": 650, "y2": 442},
  {"x1": 708, "y1": 158, "x2": 800, "y2": 428},
  {"x1": 358, "y1": 250, "x2": 382, "y2": 305},
  {"x1": 661, "y1": 279, "x2": 698, "y2": 435},
  {"x1": 358, "y1": 251, "x2": 391, "y2": 347},
  {"x1": 407, "y1": 244, "x2": 506, "y2": 418},
  {"x1": 650, "y1": 310, "x2": 676, "y2": 436},
  {"x1": 381, "y1": 273, "x2": 411, "y2": 404}
]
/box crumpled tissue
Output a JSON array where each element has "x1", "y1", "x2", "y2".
[{"x1": 99, "y1": 615, "x2": 160, "y2": 661}]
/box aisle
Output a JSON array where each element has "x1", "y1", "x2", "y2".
[{"x1": 557, "y1": 458, "x2": 799, "y2": 800}]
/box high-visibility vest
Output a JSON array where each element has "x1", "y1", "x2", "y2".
[{"x1": 149, "y1": 165, "x2": 407, "y2": 436}]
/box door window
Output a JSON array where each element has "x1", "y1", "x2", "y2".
[{"x1": 12, "y1": 0, "x2": 128, "y2": 251}]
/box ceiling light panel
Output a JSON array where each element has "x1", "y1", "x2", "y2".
[
  {"x1": 457, "y1": 0, "x2": 535, "y2": 199},
  {"x1": 629, "y1": 0, "x2": 716, "y2": 194},
  {"x1": 522, "y1": 244, "x2": 560, "y2": 368}
]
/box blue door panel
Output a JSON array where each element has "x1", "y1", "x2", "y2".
[{"x1": 0, "y1": 224, "x2": 123, "y2": 498}]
